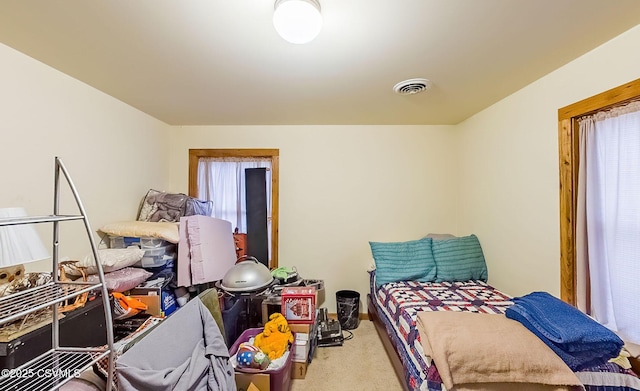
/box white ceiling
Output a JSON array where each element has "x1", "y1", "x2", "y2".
[{"x1": 1, "y1": 1, "x2": 640, "y2": 126}]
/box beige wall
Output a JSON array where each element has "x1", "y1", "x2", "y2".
[
  {"x1": 167, "y1": 24, "x2": 640, "y2": 310},
  {"x1": 4, "y1": 21, "x2": 640, "y2": 312},
  {"x1": 167, "y1": 125, "x2": 459, "y2": 313},
  {"x1": 0, "y1": 43, "x2": 172, "y2": 271},
  {"x1": 456, "y1": 24, "x2": 640, "y2": 297}
]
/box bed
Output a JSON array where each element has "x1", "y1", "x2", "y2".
[{"x1": 366, "y1": 235, "x2": 640, "y2": 391}]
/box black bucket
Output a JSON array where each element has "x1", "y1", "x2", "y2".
[{"x1": 336, "y1": 290, "x2": 360, "y2": 330}]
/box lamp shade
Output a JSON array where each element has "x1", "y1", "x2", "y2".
[
  {"x1": 0, "y1": 207, "x2": 50, "y2": 267},
  {"x1": 273, "y1": 0, "x2": 322, "y2": 44}
]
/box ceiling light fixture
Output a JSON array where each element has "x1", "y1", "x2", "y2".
[{"x1": 273, "y1": 0, "x2": 322, "y2": 44}]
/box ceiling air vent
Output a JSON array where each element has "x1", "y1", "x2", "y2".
[{"x1": 393, "y1": 78, "x2": 432, "y2": 95}]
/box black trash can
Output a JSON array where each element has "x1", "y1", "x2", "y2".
[{"x1": 336, "y1": 290, "x2": 360, "y2": 330}]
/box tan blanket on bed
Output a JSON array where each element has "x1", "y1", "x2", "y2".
[{"x1": 416, "y1": 312, "x2": 585, "y2": 391}]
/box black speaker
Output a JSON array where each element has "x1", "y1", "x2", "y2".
[{"x1": 245, "y1": 168, "x2": 269, "y2": 266}]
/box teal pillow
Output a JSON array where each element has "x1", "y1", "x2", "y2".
[
  {"x1": 369, "y1": 237, "x2": 437, "y2": 287},
  {"x1": 432, "y1": 234, "x2": 488, "y2": 282}
]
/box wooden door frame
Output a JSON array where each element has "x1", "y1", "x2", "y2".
[
  {"x1": 188, "y1": 149, "x2": 280, "y2": 268},
  {"x1": 557, "y1": 78, "x2": 640, "y2": 305}
]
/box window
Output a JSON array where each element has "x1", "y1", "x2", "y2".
[
  {"x1": 558, "y1": 77, "x2": 640, "y2": 343},
  {"x1": 188, "y1": 149, "x2": 279, "y2": 268}
]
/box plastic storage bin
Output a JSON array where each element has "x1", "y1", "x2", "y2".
[
  {"x1": 230, "y1": 327, "x2": 293, "y2": 391},
  {"x1": 140, "y1": 237, "x2": 170, "y2": 249},
  {"x1": 108, "y1": 235, "x2": 141, "y2": 249},
  {"x1": 136, "y1": 244, "x2": 176, "y2": 268}
]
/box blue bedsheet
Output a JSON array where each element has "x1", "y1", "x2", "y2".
[{"x1": 505, "y1": 291, "x2": 624, "y2": 371}]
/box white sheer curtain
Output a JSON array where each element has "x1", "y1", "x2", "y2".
[
  {"x1": 196, "y1": 157, "x2": 272, "y2": 255},
  {"x1": 577, "y1": 100, "x2": 640, "y2": 344}
]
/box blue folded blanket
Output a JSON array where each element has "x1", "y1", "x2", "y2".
[{"x1": 505, "y1": 291, "x2": 623, "y2": 371}]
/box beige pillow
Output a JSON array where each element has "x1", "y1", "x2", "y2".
[
  {"x1": 64, "y1": 248, "x2": 145, "y2": 276},
  {"x1": 99, "y1": 221, "x2": 180, "y2": 244},
  {"x1": 626, "y1": 342, "x2": 640, "y2": 358}
]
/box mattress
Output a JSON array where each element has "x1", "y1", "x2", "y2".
[{"x1": 369, "y1": 272, "x2": 640, "y2": 391}]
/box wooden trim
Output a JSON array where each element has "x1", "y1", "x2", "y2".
[
  {"x1": 558, "y1": 117, "x2": 577, "y2": 305},
  {"x1": 630, "y1": 357, "x2": 640, "y2": 377},
  {"x1": 188, "y1": 149, "x2": 280, "y2": 268},
  {"x1": 557, "y1": 78, "x2": 640, "y2": 305},
  {"x1": 270, "y1": 155, "x2": 279, "y2": 270},
  {"x1": 188, "y1": 149, "x2": 280, "y2": 158},
  {"x1": 327, "y1": 312, "x2": 370, "y2": 321},
  {"x1": 559, "y1": 78, "x2": 640, "y2": 121},
  {"x1": 188, "y1": 152, "x2": 200, "y2": 198}
]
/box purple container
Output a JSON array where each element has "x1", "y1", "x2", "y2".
[{"x1": 229, "y1": 327, "x2": 293, "y2": 391}]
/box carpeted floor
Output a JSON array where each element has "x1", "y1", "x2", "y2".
[
  {"x1": 62, "y1": 319, "x2": 405, "y2": 391},
  {"x1": 290, "y1": 320, "x2": 405, "y2": 391}
]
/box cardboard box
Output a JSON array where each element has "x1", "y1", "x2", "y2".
[
  {"x1": 262, "y1": 281, "x2": 325, "y2": 325},
  {"x1": 288, "y1": 323, "x2": 311, "y2": 334},
  {"x1": 292, "y1": 336, "x2": 310, "y2": 363},
  {"x1": 281, "y1": 287, "x2": 316, "y2": 324},
  {"x1": 291, "y1": 362, "x2": 307, "y2": 379},
  {"x1": 235, "y1": 372, "x2": 270, "y2": 391},
  {"x1": 289, "y1": 318, "x2": 320, "y2": 363},
  {"x1": 129, "y1": 286, "x2": 177, "y2": 317},
  {"x1": 261, "y1": 296, "x2": 282, "y2": 325}
]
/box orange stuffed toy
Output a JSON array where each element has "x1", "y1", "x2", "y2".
[{"x1": 253, "y1": 312, "x2": 294, "y2": 360}]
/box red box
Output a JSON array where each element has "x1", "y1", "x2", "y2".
[{"x1": 281, "y1": 286, "x2": 316, "y2": 324}]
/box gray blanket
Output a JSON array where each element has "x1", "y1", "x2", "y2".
[{"x1": 116, "y1": 297, "x2": 236, "y2": 391}]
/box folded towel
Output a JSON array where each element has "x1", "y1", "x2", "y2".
[
  {"x1": 416, "y1": 311, "x2": 583, "y2": 391},
  {"x1": 505, "y1": 291, "x2": 623, "y2": 371}
]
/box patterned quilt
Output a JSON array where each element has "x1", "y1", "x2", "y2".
[{"x1": 370, "y1": 272, "x2": 640, "y2": 391}]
